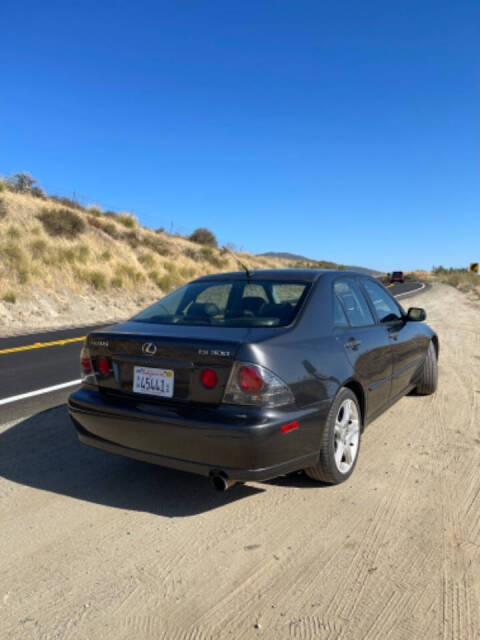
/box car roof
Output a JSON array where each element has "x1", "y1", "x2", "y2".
[{"x1": 192, "y1": 269, "x2": 375, "y2": 283}]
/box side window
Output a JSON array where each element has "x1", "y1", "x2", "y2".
[
  {"x1": 334, "y1": 279, "x2": 374, "y2": 327},
  {"x1": 334, "y1": 295, "x2": 349, "y2": 327},
  {"x1": 362, "y1": 280, "x2": 403, "y2": 323}
]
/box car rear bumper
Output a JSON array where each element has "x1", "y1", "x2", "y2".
[{"x1": 68, "y1": 387, "x2": 328, "y2": 482}]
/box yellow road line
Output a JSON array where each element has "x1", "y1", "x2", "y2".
[
  {"x1": 0, "y1": 335, "x2": 86, "y2": 356},
  {"x1": 387, "y1": 283, "x2": 394, "y2": 288}
]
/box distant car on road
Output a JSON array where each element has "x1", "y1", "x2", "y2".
[
  {"x1": 390, "y1": 271, "x2": 405, "y2": 284},
  {"x1": 69, "y1": 269, "x2": 438, "y2": 490}
]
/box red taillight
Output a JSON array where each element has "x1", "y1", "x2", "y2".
[
  {"x1": 98, "y1": 356, "x2": 110, "y2": 376},
  {"x1": 201, "y1": 368, "x2": 218, "y2": 389},
  {"x1": 239, "y1": 365, "x2": 264, "y2": 393},
  {"x1": 80, "y1": 346, "x2": 92, "y2": 373}
]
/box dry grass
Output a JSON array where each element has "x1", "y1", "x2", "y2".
[
  {"x1": 401, "y1": 268, "x2": 480, "y2": 300},
  {"x1": 0, "y1": 189, "x2": 293, "y2": 304},
  {"x1": 430, "y1": 267, "x2": 480, "y2": 298}
]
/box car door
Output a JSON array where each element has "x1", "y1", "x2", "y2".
[
  {"x1": 360, "y1": 279, "x2": 426, "y2": 398},
  {"x1": 333, "y1": 278, "x2": 393, "y2": 420}
]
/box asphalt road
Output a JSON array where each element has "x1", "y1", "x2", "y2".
[{"x1": 0, "y1": 281, "x2": 426, "y2": 422}]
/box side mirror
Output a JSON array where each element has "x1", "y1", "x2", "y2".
[{"x1": 407, "y1": 307, "x2": 426, "y2": 322}]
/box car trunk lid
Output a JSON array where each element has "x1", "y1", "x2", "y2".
[{"x1": 86, "y1": 322, "x2": 247, "y2": 406}]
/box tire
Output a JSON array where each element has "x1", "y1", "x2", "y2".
[
  {"x1": 305, "y1": 388, "x2": 362, "y2": 484},
  {"x1": 413, "y1": 341, "x2": 438, "y2": 395}
]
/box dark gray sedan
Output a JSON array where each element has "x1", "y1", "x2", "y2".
[{"x1": 68, "y1": 269, "x2": 438, "y2": 489}]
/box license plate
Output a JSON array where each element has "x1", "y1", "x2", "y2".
[{"x1": 133, "y1": 366, "x2": 174, "y2": 398}]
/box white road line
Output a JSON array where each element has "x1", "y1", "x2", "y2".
[
  {"x1": 0, "y1": 380, "x2": 81, "y2": 407},
  {"x1": 394, "y1": 282, "x2": 426, "y2": 298}
]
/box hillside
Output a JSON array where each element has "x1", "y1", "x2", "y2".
[
  {"x1": 0, "y1": 186, "x2": 290, "y2": 335},
  {"x1": 260, "y1": 251, "x2": 382, "y2": 275}
]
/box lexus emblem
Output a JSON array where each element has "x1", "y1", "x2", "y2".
[{"x1": 142, "y1": 342, "x2": 157, "y2": 356}]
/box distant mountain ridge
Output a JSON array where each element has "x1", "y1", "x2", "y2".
[{"x1": 259, "y1": 252, "x2": 382, "y2": 276}]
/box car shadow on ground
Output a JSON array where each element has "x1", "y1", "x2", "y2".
[{"x1": 0, "y1": 404, "x2": 267, "y2": 517}]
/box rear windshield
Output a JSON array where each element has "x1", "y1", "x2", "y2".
[{"x1": 132, "y1": 280, "x2": 310, "y2": 327}]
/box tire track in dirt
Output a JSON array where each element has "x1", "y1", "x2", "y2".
[{"x1": 1, "y1": 284, "x2": 479, "y2": 640}]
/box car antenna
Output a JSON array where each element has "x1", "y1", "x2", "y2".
[{"x1": 221, "y1": 246, "x2": 252, "y2": 279}]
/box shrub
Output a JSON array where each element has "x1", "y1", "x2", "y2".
[
  {"x1": 2, "y1": 243, "x2": 27, "y2": 265},
  {"x1": 0, "y1": 197, "x2": 8, "y2": 220},
  {"x1": 116, "y1": 263, "x2": 145, "y2": 284},
  {"x1": 0, "y1": 181, "x2": 5, "y2": 193},
  {"x1": 76, "y1": 245, "x2": 90, "y2": 261},
  {"x1": 149, "y1": 271, "x2": 175, "y2": 292},
  {"x1": 30, "y1": 239, "x2": 48, "y2": 256},
  {"x1": 7, "y1": 225, "x2": 21, "y2": 240},
  {"x1": 117, "y1": 214, "x2": 137, "y2": 229},
  {"x1": 17, "y1": 266, "x2": 30, "y2": 284},
  {"x1": 111, "y1": 276, "x2": 123, "y2": 288},
  {"x1": 2, "y1": 290, "x2": 16, "y2": 303},
  {"x1": 87, "y1": 206, "x2": 103, "y2": 217},
  {"x1": 102, "y1": 221, "x2": 120, "y2": 239},
  {"x1": 103, "y1": 210, "x2": 118, "y2": 218},
  {"x1": 1, "y1": 244, "x2": 30, "y2": 283},
  {"x1": 82, "y1": 269, "x2": 107, "y2": 289},
  {"x1": 56, "y1": 248, "x2": 76, "y2": 265},
  {"x1": 189, "y1": 227, "x2": 218, "y2": 247},
  {"x1": 7, "y1": 172, "x2": 37, "y2": 193},
  {"x1": 155, "y1": 227, "x2": 165, "y2": 234},
  {"x1": 148, "y1": 269, "x2": 161, "y2": 287},
  {"x1": 184, "y1": 247, "x2": 200, "y2": 261},
  {"x1": 138, "y1": 252, "x2": 156, "y2": 268},
  {"x1": 37, "y1": 207, "x2": 86, "y2": 239},
  {"x1": 87, "y1": 215, "x2": 103, "y2": 229},
  {"x1": 123, "y1": 230, "x2": 141, "y2": 248},
  {"x1": 2, "y1": 244, "x2": 23, "y2": 263},
  {"x1": 142, "y1": 234, "x2": 170, "y2": 255},
  {"x1": 200, "y1": 246, "x2": 225, "y2": 267},
  {"x1": 31, "y1": 186, "x2": 46, "y2": 199},
  {"x1": 179, "y1": 266, "x2": 195, "y2": 279},
  {"x1": 50, "y1": 195, "x2": 84, "y2": 211},
  {"x1": 101, "y1": 250, "x2": 112, "y2": 261}
]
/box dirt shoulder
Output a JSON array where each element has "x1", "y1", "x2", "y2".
[
  {"x1": 0, "y1": 283, "x2": 479, "y2": 639},
  {"x1": 0, "y1": 287, "x2": 153, "y2": 337}
]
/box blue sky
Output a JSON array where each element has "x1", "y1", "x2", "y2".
[{"x1": 1, "y1": 1, "x2": 479, "y2": 271}]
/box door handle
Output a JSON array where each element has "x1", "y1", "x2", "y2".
[{"x1": 344, "y1": 338, "x2": 361, "y2": 351}]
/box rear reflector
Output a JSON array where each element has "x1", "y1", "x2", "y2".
[
  {"x1": 201, "y1": 368, "x2": 218, "y2": 389},
  {"x1": 280, "y1": 421, "x2": 299, "y2": 434},
  {"x1": 98, "y1": 356, "x2": 110, "y2": 376}
]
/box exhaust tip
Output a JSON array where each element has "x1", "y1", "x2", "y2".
[{"x1": 210, "y1": 471, "x2": 236, "y2": 492}]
